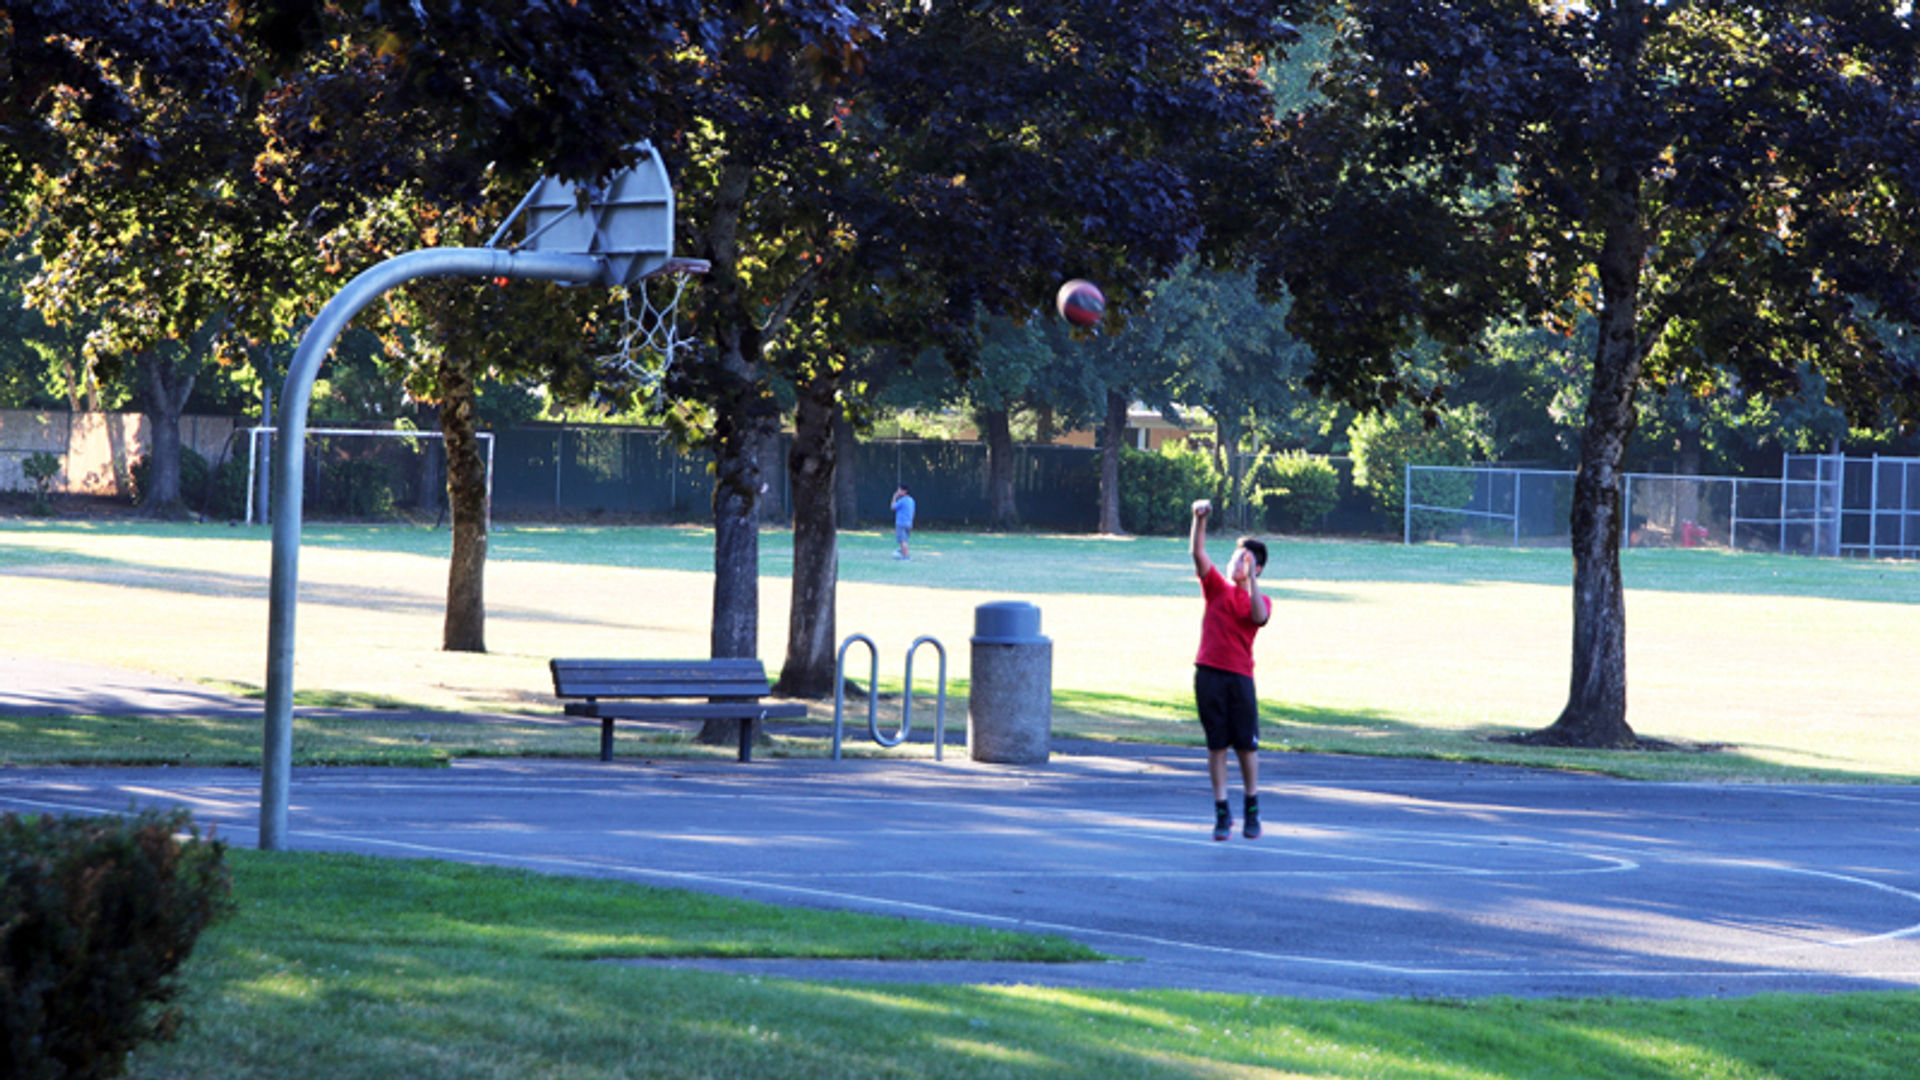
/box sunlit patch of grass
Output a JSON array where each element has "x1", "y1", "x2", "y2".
[
  {"x1": 123, "y1": 849, "x2": 1920, "y2": 1079},
  {"x1": 6, "y1": 520, "x2": 1920, "y2": 781}
]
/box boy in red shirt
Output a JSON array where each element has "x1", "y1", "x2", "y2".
[{"x1": 1190, "y1": 498, "x2": 1271, "y2": 840}]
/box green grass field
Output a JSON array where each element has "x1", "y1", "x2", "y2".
[
  {"x1": 9, "y1": 518, "x2": 1920, "y2": 1077},
  {"x1": 3, "y1": 519, "x2": 1916, "y2": 780},
  {"x1": 122, "y1": 849, "x2": 1920, "y2": 1080}
]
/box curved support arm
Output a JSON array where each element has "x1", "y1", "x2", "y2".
[
  {"x1": 261, "y1": 248, "x2": 604, "y2": 850},
  {"x1": 903, "y1": 636, "x2": 948, "y2": 760},
  {"x1": 831, "y1": 634, "x2": 878, "y2": 762}
]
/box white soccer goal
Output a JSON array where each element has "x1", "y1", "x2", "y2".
[{"x1": 245, "y1": 426, "x2": 493, "y2": 528}]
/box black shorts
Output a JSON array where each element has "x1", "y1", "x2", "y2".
[{"x1": 1194, "y1": 664, "x2": 1259, "y2": 752}]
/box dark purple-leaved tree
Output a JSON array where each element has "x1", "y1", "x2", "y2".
[
  {"x1": 1, "y1": 0, "x2": 238, "y2": 223},
  {"x1": 17, "y1": 5, "x2": 295, "y2": 517},
  {"x1": 239, "y1": 1, "x2": 872, "y2": 653},
  {"x1": 744, "y1": 0, "x2": 1299, "y2": 702},
  {"x1": 1264, "y1": 0, "x2": 1920, "y2": 746}
]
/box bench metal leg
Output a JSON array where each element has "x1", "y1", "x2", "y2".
[
  {"x1": 602, "y1": 719, "x2": 615, "y2": 762},
  {"x1": 738, "y1": 714, "x2": 754, "y2": 763}
]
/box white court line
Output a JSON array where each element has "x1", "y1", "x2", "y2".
[
  {"x1": 246, "y1": 825, "x2": 1920, "y2": 983},
  {"x1": 1769, "y1": 788, "x2": 1920, "y2": 809},
  {"x1": 6, "y1": 786, "x2": 1918, "y2": 970}
]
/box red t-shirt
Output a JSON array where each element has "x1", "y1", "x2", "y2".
[{"x1": 1195, "y1": 565, "x2": 1262, "y2": 677}]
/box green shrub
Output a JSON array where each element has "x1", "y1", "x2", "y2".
[
  {"x1": 0, "y1": 808, "x2": 231, "y2": 1080},
  {"x1": 1258, "y1": 451, "x2": 1339, "y2": 533},
  {"x1": 201, "y1": 453, "x2": 250, "y2": 521},
  {"x1": 128, "y1": 446, "x2": 209, "y2": 509},
  {"x1": 318, "y1": 456, "x2": 398, "y2": 518},
  {"x1": 22, "y1": 452, "x2": 60, "y2": 515},
  {"x1": 127, "y1": 445, "x2": 249, "y2": 519},
  {"x1": 1119, "y1": 442, "x2": 1219, "y2": 535},
  {"x1": 1348, "y1": 404, "x2": 1492, "y2": 523}
]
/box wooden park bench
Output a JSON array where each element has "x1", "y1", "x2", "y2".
[{"x1": 549, "y1": 658, "x2": 809, "y2": 763}]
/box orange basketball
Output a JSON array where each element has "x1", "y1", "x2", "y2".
[{"x1": 1056, "y1": 279, "x2": 1106, "y2": 327}]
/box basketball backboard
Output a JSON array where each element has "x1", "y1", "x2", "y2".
[{"x1": 494, "y1": 141, "x2": 678, "y2": 286}]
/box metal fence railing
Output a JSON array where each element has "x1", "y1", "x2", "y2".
[
  {"x1": 1838, "y1": 455, "x2": 1920, "y2": 559},
  {"x1": 1407, "y1": 453, "x2": 1916, "y2": 560}
]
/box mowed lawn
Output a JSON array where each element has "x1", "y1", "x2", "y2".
[
  {"x1": 9, "y1": 519, "x2": 1920, "y2": 1080},
  {"x1": 1, "y1": 519, "x2": 1917, "y2": 778}
]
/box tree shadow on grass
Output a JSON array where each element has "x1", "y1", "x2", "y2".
[{"x1": 1051, "y1": 692, "x2": 1916, "y2": 784}]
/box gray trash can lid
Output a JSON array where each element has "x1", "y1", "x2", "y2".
[{"x1": 973, "y1": 600, "x2": 1047, "y2": 645}]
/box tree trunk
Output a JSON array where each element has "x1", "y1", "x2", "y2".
[
  {"x1": 62, "y1": 354, "x2": 83, "y2": 413},
  {"x1": 1098, "y1": 389, "x2": 1127, "y2": 535},
  {"x1": 1216, "y1": 416, "x2": 1247, "y2": 531},
  {"x1": 438, "y1": 354, "x2": 488, "y2": 653},
  {"x1": 1517, "y1": 161, "x2": 1646, "y2": 749},
  {"x1": 833, "y1": 412, "x2": 859, "y2": 528},
  {"x1": 698, "y1": 308, "x2": 775, "y2": 747},
  {"x1": 778, "y1": 366, "x2": 841, "y2": 699},
  {"x1": 978, "y1": 406, "x2": 1019, "y2": 529},
  {"x1": 139, "y1": 348, "x2": 199, "y2": 518},
  {"x1": 709, "y1": 431, "x2": 762, "y2": 662}
]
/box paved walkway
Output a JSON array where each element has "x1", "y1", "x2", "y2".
[{"x1": 6, "y1": 656, "x2": 1920, "y2": 999}]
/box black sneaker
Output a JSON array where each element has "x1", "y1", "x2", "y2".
[
  {"x1": 1243, "y1": 799, "x2": 1262, "y2": 840},
  {"x1": 1212, "y1": 801, "x2": 1233, "y2": 842}
]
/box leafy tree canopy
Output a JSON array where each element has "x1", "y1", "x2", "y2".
[
  {"x1": 855, "y1": 2, "x2": 1300, "y2": 338},
  {"x1": 1, "y1": 0, "x2": 239, "y2": 224},
  {"x1": 1267, "y1": 0, "x2": 1920, "y2": 422},
  {"x1": 1261, "y1": 0, "x2": 1920, "y2": 746}
]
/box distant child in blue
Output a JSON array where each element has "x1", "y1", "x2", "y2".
[{"x1": 891, "y1": 484, "x2": 916, "y2": 560}]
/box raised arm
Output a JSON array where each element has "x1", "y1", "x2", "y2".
[
  {"x1": 1245, "y1": 556, "x2": 1271, "y2": 625},
  {"x1": 1190, "y1": 499, "x2": 1213, "y2": 577}
]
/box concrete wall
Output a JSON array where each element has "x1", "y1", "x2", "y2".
[{"x1": 0, "y1": 410, "x2": 240, "y2": 496}]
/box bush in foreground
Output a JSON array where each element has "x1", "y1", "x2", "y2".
[{"x1": 1, "y1": 808, "x2": 231, "y2": 1080}]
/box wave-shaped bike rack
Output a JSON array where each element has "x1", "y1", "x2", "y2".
[{"x1": 832, "y1": 633, "x2": 948, "y2": 761}]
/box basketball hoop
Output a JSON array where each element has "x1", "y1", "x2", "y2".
[
  {"x1": 598, "y1": 256, "x2": 709, "y2": 399},
  {"x1": 484, "y1": 142, "x2": 710, "y2": 403}
]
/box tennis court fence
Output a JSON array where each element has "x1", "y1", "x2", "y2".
[{"x1": 1406, "y1": 453, "x2": 1920, "y2": 560}]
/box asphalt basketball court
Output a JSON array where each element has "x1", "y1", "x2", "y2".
[{"x1": 6, "y1": 665, "x2": 1920, "y2": 1001}]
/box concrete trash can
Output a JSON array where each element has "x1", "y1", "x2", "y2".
[{"x1": 969, "y1": 601, "x2": 1052, "y2": 764}]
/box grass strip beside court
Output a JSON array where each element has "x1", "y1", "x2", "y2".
[
  {"x1": 4, "y1": 520, "x2": 1918, "y2": 781},
  {"x1": 5, "y1": 699, "x2": 1906, "y2": 782},
  {"x1": 129, "y1": 850, "x2": 1920, "y2": 1080}
]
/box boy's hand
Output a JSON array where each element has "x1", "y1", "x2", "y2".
[{"x1": 1192, "y1": 499, "x2": 1211, "y2": 518}]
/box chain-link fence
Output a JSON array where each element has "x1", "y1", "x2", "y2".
[
  {"x1": 491, "y1": 426, "x2": 714, "y2": 518},
  {"x1": 1401, "y1": 465, "x2": 1574, "y2": 547},
  {"x1": 245, "y1": 427, "x2": 477, "y2": 526},
  {"x1": 1839, "y1": 455, "x2": 1920, "y2": 559},
  {"x1": 486, "y1": 427, "x2": 1105, "y2": 530},
  {"x1": 1408, "y1": 454, "x2": 1916, "y2": 559},
  {"x1": 226, "y1": 421, "x2": 1383, "y2": 535}
]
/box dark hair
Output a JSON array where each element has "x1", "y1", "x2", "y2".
[
  {"x1": 1238, "y1": 537, "x2": 1268, "y2": 570},
  {"x1": 897, "y1": 484, "x2": 911, "y2": 494}
]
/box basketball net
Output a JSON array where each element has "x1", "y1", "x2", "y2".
[{"x1": 597, "y1": 257, "x2": 708, "y2": 402}]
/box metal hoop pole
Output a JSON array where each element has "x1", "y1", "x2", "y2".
[
  {"x1": 905, "y1": 636, "x2": 948, "y2": 760},
  {"x1": 262, "y1": 247, "x2": 602, "y2": 849},
  {"x1": 832, "y1": 634, "x2": 878, "y2": 761}
]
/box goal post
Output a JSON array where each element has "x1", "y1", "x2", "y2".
[{"x1": 244, "y1": 426, "x2": 494, "y2": 529}]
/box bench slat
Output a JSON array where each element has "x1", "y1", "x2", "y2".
[
  {"x1": 556, "y1": 679, "x2": 773, "y2": 698},
  {"x1": 566, "y1": 702, "x2": 810, "y2": 721},
  {"x1": 550, "y1": 657, "x2": 805, "y2": 764},
  {"x1": 553, "y1": 658, "x2": 764, "y2": 676},
  {"x1": 551, "y1": 658, "x2": 775, "y2": 699}
]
